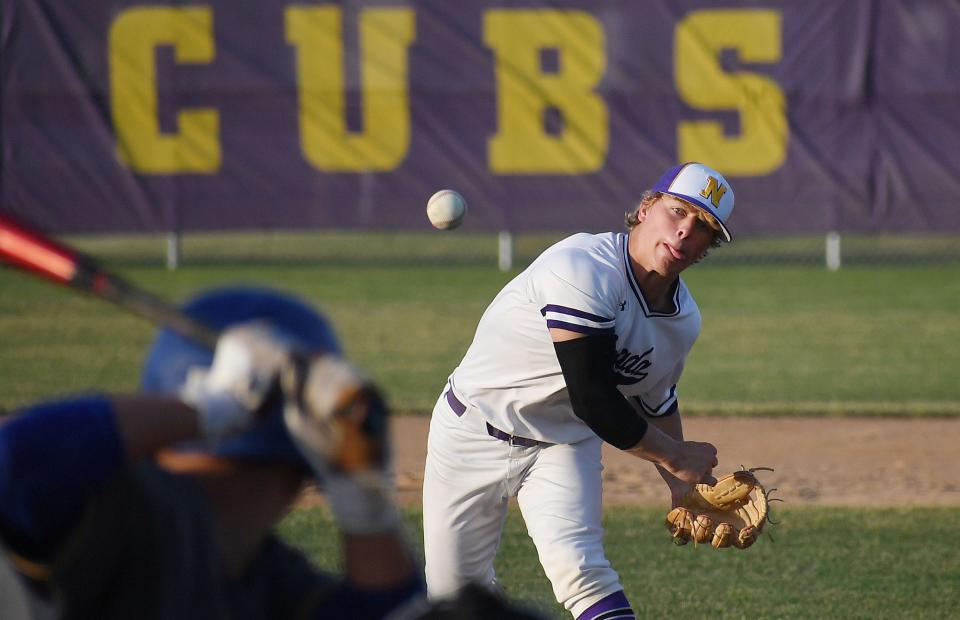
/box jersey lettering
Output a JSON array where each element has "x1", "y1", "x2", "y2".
[{"x1": 613, "y1": 346, "x2": 653, "y2": 385}]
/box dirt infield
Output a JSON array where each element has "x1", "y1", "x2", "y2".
[{"x1": 371, "y1": 416, "x2": 960, "y2": 508}]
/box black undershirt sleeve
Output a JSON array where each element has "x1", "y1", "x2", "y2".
[{"x1": 553, "y1": 334, "x2": 648, "y2": 450}]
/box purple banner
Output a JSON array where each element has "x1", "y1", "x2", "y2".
[{"x1": 2, "y1": 0, "x2": 959, "y2": 235}]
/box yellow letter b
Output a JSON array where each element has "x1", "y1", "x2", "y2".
[{"x1": 485, "y1": 10, "x2": 608, "y2": 174}]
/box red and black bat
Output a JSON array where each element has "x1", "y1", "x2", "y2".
[{"x1": 0, "y1": 213, "x2": 218, "y2": 348}]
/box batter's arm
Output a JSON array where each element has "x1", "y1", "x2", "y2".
[
  {"x1": 0, "y1": 324, "x2": 289, "y2": 557},
  {"x1": 0, "y1": 395, "x2": 200, "y2": 558}
]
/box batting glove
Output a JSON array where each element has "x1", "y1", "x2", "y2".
[
  {"x1": 179, "y1": 321, "x2": 291, "y2": 442},
  {"x1": 282, "y1": 355, "x2": 400, "y2": 535}
]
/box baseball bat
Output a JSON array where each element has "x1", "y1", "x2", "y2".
[{"x1": 0, "y1": 213, "x2": 219, "y2": 349}]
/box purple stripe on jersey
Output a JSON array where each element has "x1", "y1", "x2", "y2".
[
  {"x1": 540, "y1": 304, "x2": 613, "y2": 323},
  {"x1": 445, "y1": 389, "x2": 466, "y2": 416},
  {"x1": 577, "y1": 591, "x2": 635, "y2": 620},
  {"x1": 636, "y1": 385, "x2": 678, "y2": 415},
  {"x1": 545, "y1": 320, "x2": 615, "y2": 335}
]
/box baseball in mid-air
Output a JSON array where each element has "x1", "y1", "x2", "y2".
[{"x1": 426, "y1": 189, "x2": 467, "y2": 230}]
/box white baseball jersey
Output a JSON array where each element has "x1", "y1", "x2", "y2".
[{"x1": 449, "y1": 232, "x2": 701, "y2": 445}]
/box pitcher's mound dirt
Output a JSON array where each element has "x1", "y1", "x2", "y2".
[{"x1": 300, "y1": 417, "x2": 960, "y2": 508}]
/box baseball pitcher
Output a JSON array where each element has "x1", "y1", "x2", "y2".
[{"x1": 422, "y1": 163, "x2": 734, "y2": 619}]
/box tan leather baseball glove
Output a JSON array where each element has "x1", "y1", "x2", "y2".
[{"x1": 665, "y1": 467, "x2": 777, "y2": 549}]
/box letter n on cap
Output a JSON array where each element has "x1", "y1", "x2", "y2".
[{"x1": 699, "y1": 177, "x2": 727, "y2": 209}]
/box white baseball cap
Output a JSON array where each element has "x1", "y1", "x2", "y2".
[{"x1": 652, "y1": 162, "x2": 735, "y2": 242}]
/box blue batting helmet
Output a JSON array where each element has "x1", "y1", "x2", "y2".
[{"x1": 141, "y1": 286, "x2": 341, "y2": 465}]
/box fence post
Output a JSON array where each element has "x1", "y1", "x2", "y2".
[
  {"x1": 166, "y1": 231, "x2": 181, "y2": 271},
  {"x1": 498, "y1": 230, "x2": 513, "y2": 272},
  {"x1": 825, "y1": 231, "x2": 841, "y2": 271}
]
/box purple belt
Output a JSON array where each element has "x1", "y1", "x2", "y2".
[{"x1": 445, "y1": 387, "x2": 551, "y2": 448}]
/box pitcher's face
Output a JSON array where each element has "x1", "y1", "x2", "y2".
[{"x1": 629, "y1": 195, "x2": 718, "y2": 277}]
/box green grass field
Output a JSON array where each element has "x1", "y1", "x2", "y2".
[
  {"x1": 1, "y1": 231, "x2": 958, "y2": 414},
  {"x1": 2, "y1": 231, "x2": 958, "y2": 617},
  {"x1": 280, "y1": 506, "x2": 960, "y2": 619}
]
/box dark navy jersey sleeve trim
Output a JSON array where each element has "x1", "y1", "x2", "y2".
[
  {"x1": 540, "y1": 304, "x2": 614, "y2": 323},
  {"x1": 545, "y1": 320, "x2": 616, "y2": 335}
]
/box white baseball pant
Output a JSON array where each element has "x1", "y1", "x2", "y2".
[{"x1": 422, "y1": 388, "x2": 625, "y2": 618}]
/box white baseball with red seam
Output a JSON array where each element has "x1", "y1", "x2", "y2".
[{"x1": 426, "y1": 189, "x2": 467, "y2": 230}]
